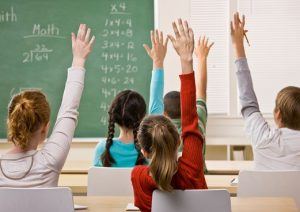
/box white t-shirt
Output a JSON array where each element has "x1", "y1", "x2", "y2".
[
  {"x1": 0, "y1": 67, "x2": 85, "y2": 187},
  {"x1": 245, "y1": 112, "x2": 300, "y2": 170}
]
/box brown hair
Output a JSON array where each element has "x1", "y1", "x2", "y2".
[
  {"x1": 101, "y1": 90, "x2": 147, "y2": 167},
  {"x1": 137, "y1": 115, "x2": 180, "y2": 191},
  {"x1": 7, "y1": 90, "x2": 50, "y2": 150},
  {"x1": 275, "y1": 86, "x2": 300, "y2": 130},
  {"x1": 164, "y1": 91, "x2": 181, "y2": 119}
]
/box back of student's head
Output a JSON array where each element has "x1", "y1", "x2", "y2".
[
  {"x1": 137, "y1": 115, "x2": 180, "y2": 191},
  {"x1": 164, "y1": 91, "x2": 181, "y2": 119},
  {"x1": 101, "y1": 90, "x2": 147, "y2": 167},
  {"x1": 7, "y1": 90, "x2": 50, "y2": 150},
  {"x1": 275, "y1": 86, "x2": 300, "y2": 130}
]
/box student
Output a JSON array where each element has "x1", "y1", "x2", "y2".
[
  {"x1": 93, "y1": 90, "x2": 147, "y2": 167},
  {"x1": 144, "y1": 30, "x2": 213, "y2": 173},
  {"x1": 131, "y1": 19, "x2": 207, "y2": 212},
  {"x1": 231, "y1": 12, "x2": 300, "y2": 170},
  {"x1": 0, "y1": 24, "x2": 95, "y2": 187}
]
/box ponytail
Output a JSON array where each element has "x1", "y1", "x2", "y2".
[
  {"x1": 101, "y1": 115, "x2": 116, "y2": 167},
  {"x1": 133, "y1": 124, "x2": 145, "y2": 165},
  {"x1": 7, "y1": 90, "x2": 50, "y2": 150},
  {"x1": 138, "y1": 115, "x2": 179, "y2": 192}
]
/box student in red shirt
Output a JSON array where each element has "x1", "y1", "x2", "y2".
[{"x1": 131, "y1": 19, "x2": 207, "y2": 212}]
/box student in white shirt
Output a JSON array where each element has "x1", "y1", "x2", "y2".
[
  {"x1": 0, "y1": 24, "x2": 95, "y2": 187},
  {"x1": 231, "y1": 12, "x2": 300, "y2": 170}
]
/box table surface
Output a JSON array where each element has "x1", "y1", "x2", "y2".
[
  {"x1": 58, "y1": 174, "x2": 238, "y2": 195},
  {"x1": 62, "y1": 160, "x2": 254, "y2": 175},
  {"x1": 73, "y1": 196, "x2": 298, "y2": 212}
]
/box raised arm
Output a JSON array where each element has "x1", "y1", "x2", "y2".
[
  {"x1": 144, "y1": 30, "x2": 168, "y2": 114},
  {"x1": 41, "y1": 24, "x2": 95, "y2": 171},
  {"x1": 231, "y1": 13, "x2": 260, "y2": 118},
  {"x1": 231, "y1": 13, "x2": 272, "y2": 147},
  {"x1": 194, "y1": 36, "x2": 214, "y2": 101},
  {"x1": 168, "y1": 19, "x2": 205, "y2": 178}
]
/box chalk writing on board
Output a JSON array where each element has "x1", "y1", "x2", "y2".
[
  {"x1": 110, "y1": 2, "x2": 131, "y2": 15},
  {"x1": 22, "y1": 44, "x2": 53, "y2": 63},
  {"x1": 0, "y1": 6, "x2": 17, "y2": 23},
  {"x1": 24, "y1": 24, "x2": 65, "y2": 39},
  {"x1": 98, "y1": 1, "x2": 140, "y2": 127}
]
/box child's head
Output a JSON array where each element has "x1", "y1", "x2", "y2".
[
  {"x1": 163, "y1": 91, "x2": 181, "y2": 119},
  {"x1": 137, "y1": 115, "x2": 180, "y2": 191},
  {"x1": 101, "y1": 90, "x2": 147, "y2": 167},
  {"x1": 7, "y1": 90, "x2": 50, "y2": 150},
  {"x1": 274, "y1": 86, "x2": 300, "y2": 130}
]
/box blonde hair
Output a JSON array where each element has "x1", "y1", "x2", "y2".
[
  {"x1": 137, "y1": 115, "x2": 180, "y2": 191},
  {"x1": 7, "y1": 90, "x2": 50, "y2": 150},
  {"x1": 275, "y1": 86, "x2": 300, "y2": 130}
]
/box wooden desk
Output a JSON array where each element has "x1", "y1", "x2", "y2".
[
  {"x1": 62, "y1": 160, "x2": 254, "y2": 175},
  {"x1": 206, "y1": 160, "x2": 254, "y2": 175},
  {"x1": 59, "y1": 174, "x2": 237, "y2": 195},
  {"x1": 73, "y1": 196, "x2": 298, "y2": 212}
]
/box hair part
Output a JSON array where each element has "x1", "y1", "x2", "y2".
[
  {"x1": 101, "y1": 90, "x2": 147, "y2": 167},
  {"x1": 164, "y1": 91, "x2": 181, "y2": 119},
  {"x1": 7, "y1": 90, "x2": 50, "y2": 150},
  {"x1": 138, "y1": 115, "x2": 180, "y2": 191},
  {"x1": 275, "y1": 86, "x2": 300, "y2": 130}
]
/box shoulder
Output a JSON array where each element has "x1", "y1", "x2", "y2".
[
  {"x1": 94, "y1": 139, "x2": 107, "y2": 154},
  {"x1": 131, "y1": 165, "x2": 149, "y2": 180}
]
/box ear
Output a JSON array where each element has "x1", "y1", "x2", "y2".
[
  {"x1": 141, "y1": 148, "x2": 150, "y2": 159},
  {"x1": 41, "y1": 122, "x2": 50, "y2": 136},
  {"x1": 274, "y1": 108, "x2": 283, "y2": 127}
]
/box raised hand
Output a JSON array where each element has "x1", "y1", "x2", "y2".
[
  {"x1": 231, "y1": 12, "x2": 247, "y2": 58},
  {"x1": 194, "y1": 36, "x2": 214, "y2": 61},
  {"x1": 168, "y1": 19, "x2": 194, "y2": 74},
  {"x1": 143, "y1": 30, "x2": 169, "y2": 69},
  {"x1": 71, "y1": 24, "x2": 96, "y2": 68}
]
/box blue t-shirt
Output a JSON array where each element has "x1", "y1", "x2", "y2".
[{"x1": 93, "y1": 139, "x2": 138, "y2": 167}]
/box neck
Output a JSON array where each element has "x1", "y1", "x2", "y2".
[
  {"x1": 8, "y1": 136, "x2": 41, "y2": 154},
  {"x1": 118, "y1": 127, "x2": 134, "y2": 144}
]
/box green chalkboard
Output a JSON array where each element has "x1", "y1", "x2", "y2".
[{"x1": 0, "y1": 0, "x2": 154, "y2": 138}]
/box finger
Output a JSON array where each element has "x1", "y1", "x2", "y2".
[
  {"x1": 71, "y1": 32, "x2": 76, "y2": 48},
  {"x1": 143, "y1": 44, "x2": 151, "y2": 55},
  {"x1": 230, "y1": 21, "x2": 234, "y2": 33},
  {"x1": 204, "y1": 37, "x2": 209, "y2": 46},
  {"x1": 167, "y1": 34, "x2": 176, "y2": 46},
  {"x1": 155, "y1": 29, "x2": 159, "y2": 44},
  {"x1": 201, "y1": 35, "x2": 205, "y2": 45},
  {"x1": 198, "y1": 36, "x2": 201, "y2": 46},
  {"x1": 234, "y1": 13, "x2": 239, "y2": 28},
  {"x1": 85, "y1": 28, "x2": 91, "y2": 43},
  {"x1": 77, "y1": 24, "x2": 83, "y2": 39},
  {"x1": 172, "y1": 22, "x2": 180, "y2": 39},
  {"x1": 80, "y1": 24, "x2": 87, "y2": 41},
  {"x1": 164, "y1": 37, "x2": 169, "y2": 47},
  {"x1": 188, "y1": 28, "x2": 194, "y2": 43},
  {"x1": 150, "y1": 30, "x2": 155, "y2": 45},
  {"x1": 159, "y1": 31, "x2": 163, "y2": 44},
  {"x1": 88, "y1": 35, "x2": 95, "y2": 46},
  {"x1": 241, "y1": 15, "x2": 246, "y2": 28},
  {"x1": 177, "y1": 19, "x2": 186, "y2": 36},
  {"x1": 183, "y1": 20, "x2": 189, "y2": 37}
]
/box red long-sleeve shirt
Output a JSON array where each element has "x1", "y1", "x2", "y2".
[{"x1": 131, "y1": 72, "x2": 207, "y2": 212}]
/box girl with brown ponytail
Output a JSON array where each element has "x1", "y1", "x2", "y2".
[
  {"x1": 93, "y1": 90, "x2": 147, "y2": 167},
  {"x1": 131, "y1": 20, "x2": 207, "y2": 212},
  {"x1": 0, "y1": 24, "x2": 95, "y2": 187}
]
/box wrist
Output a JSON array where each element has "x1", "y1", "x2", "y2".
[
  {"x1": 72, "y1": 57, "x2": 86, "y2": 68},
  {"x1": 153, "y1": 60, "x2": 164, "y2": 69},
  {"x1": 234, "y1": 43, "x2": 246, "y2": 59},
  {"x1": 198, "y1": 57, "x2": 207, "y2": 63},
  {"x1": 180, "y1": 58, "x2": 193, "y2": 74}
]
